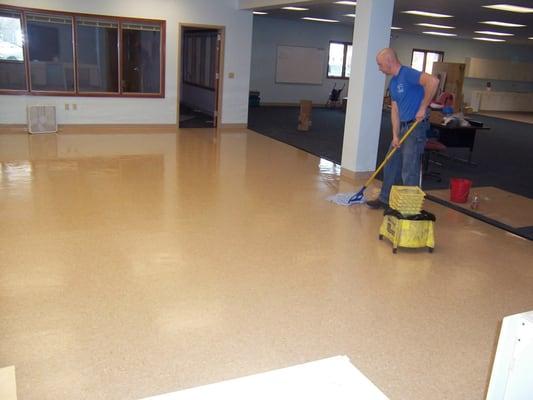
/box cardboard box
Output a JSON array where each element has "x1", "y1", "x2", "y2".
[
  {"x1": 298, "y1": 100, "x2": 312, "y2": 131},
  {"x1": 429, "y1": 110, "x2": 443, "y2": 125}
]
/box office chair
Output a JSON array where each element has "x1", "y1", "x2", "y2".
[{"x1": 421, "y1": 139, "x2": 447, "y2": 183}]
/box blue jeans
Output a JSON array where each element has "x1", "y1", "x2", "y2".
[{"x1": 378, "y1": 119, "x2": 428, "y2": 203}]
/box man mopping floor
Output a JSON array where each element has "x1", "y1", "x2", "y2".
[
  {"x1": 366, "y1": 48, "x2": 438, "y2": 209},
  {"x1": 328, "y1": 120, "x2": 420, "y2": 206}
]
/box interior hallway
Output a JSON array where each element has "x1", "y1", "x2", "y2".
[{"x1": 0, "y1": 128, "x2": 532, "y2": 400}]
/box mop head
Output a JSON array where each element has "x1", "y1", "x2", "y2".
[{"x1": 327, "y1": 189, "x2": 365, "y2": 206}]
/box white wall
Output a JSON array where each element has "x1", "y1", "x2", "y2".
[
  {"x1": 0, "y1": 0, "x2": 253, "y2": 125},
  {"x1": 391, "y1": 32, "x2": 533, "y2": 103},
  {"x1": 250, "y1": 16, "x2": 353, "y2": 105},
  {"x1": 250, "y1": 17, "x2": 533, "y2": 105}
]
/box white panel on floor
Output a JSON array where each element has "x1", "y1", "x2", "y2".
[
  {"x1": 486, "y1": 311, "x2": 533, "y2": 400},
  {"x1": 142, "y1": 356, "x2": 388, "y2": 400},
  {"x1": 0, "y1": 366, "x2": 17, "y2": 400}
]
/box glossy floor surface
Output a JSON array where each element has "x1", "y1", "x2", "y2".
[
  {"x1": 1, "y1": 129, "x2": 532, "y2": 400},
  {"x1": 427, "y1": 186, "x2": 533, "y2": 228}
]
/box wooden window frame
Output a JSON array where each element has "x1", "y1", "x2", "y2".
[{"x1": 0, "y1": 4, "x2": 165, "y2": 98}]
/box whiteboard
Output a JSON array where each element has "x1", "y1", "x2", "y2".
[{"x1": 276, "y1": 45, "x2": 325, "y2": 85}]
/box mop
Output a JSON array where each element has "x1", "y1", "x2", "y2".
[{"x1": 328, "y1": 120, "x2": 420, "y2": 206}]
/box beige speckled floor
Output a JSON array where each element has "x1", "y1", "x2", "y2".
[{"x1": 1, "y1": 128, "x2": 532, "y2": 400}]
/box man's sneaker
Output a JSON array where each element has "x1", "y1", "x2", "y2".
[{"x1": 366, "y1": 198, "x2": 388, "y2": 209}]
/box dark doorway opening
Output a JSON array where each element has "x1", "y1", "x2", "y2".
[{"x1": 179, "y1": 26, "x2": 221, "y2": 128}]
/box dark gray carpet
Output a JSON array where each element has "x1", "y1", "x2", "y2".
[
  {"x1": 409, "y1": 114, "x2": 533, "y2": 199},
  {"x1": 516, "y1": 226, "x2": 533, "y2": 239},
  {"x1": 248, "y1": 106, "x2": 345, "y2": 163}
]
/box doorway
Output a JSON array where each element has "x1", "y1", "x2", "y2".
[{"x1": 179, "y1": 25, "x2": 223, "y2": 128}]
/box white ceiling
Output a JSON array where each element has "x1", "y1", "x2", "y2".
[{"x1": 249, "y1": 0, "x2": 533, "y2": 46}]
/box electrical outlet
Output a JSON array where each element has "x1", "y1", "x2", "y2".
[
  {"x1": 65, "y1": 104, "x2": 69, "y2": 111},
  {"x1": 228, "y1": 72, "x2": 235, "y2": 79},
  {"x1": 72, "y1": 103, "x2": 77, "y2": 111}
]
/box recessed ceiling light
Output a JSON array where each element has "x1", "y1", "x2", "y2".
[
  {"x1": 529, "y1": 37, "x2": 533, "y2": 39},
  {"x1": 416, "y1": 23, "x2": 455, "y2": 29},
  {"x1": 480, "y1": 21, "x2": 526, "y2": 27},
  {"x1": 483, "y1": 4, "x2": 533, "y2": 13},
  {"x1": 391, "y1": 26, "x2": 403, "y2": 30},
  {"x1": 473, "y1": 37, "x2": 506, "y2": 42},
  {"x1": 474, "y1": 30, "x2": 514, "y2": 36},
  {"x1": 282, "y1": 6, "x2": 309, "y2": 11},
  {"x1": 252, "y1": 11, "x2": 268, "y2": 15},
  {"x1": 423, "y1": 31, "x2": 457, "y2": 37},
  {"x1": 403, "y1": 10, "x2": 453, "y2": 18},
  {"x1": 335, "y1": 1, "x2": 357, "y2": 5},
  {"x1": 345, "y1": 14, "x2": 356, "y2": 17},
  {"x1": 302, "y1": 17, "x2": 339, "y2": 23}
]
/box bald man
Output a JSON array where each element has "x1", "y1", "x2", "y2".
[{"x1": 366, "y1": 48, "x2": 439, "y2": 209}]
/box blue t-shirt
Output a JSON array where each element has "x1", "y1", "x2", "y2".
[{"x1": 389, "y1": 66, "x2": 424, "y2": 122}]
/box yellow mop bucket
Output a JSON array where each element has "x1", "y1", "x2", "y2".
[
  {"x1": 389, "y1": 185, "x2": 425, "y2": 216},
  {"x1": 379, "y1": 209, "x2": 435, "y2": 254}
]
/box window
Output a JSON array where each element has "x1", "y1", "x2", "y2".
[
  {"x1": 0, "y1": 6, "x2": 165, "y2": 97},
  {"x1": 0, "y1": 10, "x2": 26, "y2": 90},
  {"x1": 345, "y1": 44, "x2": 352, "y2": 78},
  {"x1": 27, "y1": 13, "x2": 75, "y2": 92},
  {"x1": 327, "y1": 41, "x2": 352, "y2": 79},
  {"x1": 77, "y1": 18, "x2": 119, "y2": 93},
  {"x1": 411, "y1": 49, "x2": 444, "y2": 74},
  {"x1": 122, "y1": 22, "x2": 161, "y2": 93}
]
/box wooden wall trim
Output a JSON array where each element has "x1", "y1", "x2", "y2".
[
  {"x1": 59, "y1": 124, "x2": 177, "y2": 134},
  {"x1": 260, "y1": 102, "x2": 327, "y2": 107},
  {"x1": 0, "y1": 124, "x2": 178, "y2": 134},
  {"x1": 0, "y1": 125, "x2": 26, "y2": 134},
  {"x1": 218, "y1": 123, "x2": 247, "y2": 130},
  {"x1": 340, "y1": 167, "x2": 373, "y2": 183}
]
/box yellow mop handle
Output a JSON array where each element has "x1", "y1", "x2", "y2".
[{"x1": 362, "y1": 119, "x2": 420, "y2": 188}]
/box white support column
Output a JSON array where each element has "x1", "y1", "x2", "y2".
[{"x1": 341, "y1": 0, "x2": 394, "y2": 176}]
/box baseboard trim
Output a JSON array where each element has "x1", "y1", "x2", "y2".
[
  {"x1": 0, "y1": 124, "x2": 178, "y2": 135},
  {"x1": 341, "y1": 167, "x2": 373, "y2": 182},
  {"x1": 59, "y1": 124, "x2": 177, "y2": 134},
  {"x1": 259, "y1": 102, "x2": 327, "y2": 108},
  {"x1": 0, "y1": 124, "x2": 26, "y2": 134},
  {"x1": 218, "y1": 123, "x2": 247, "y2": 130}
]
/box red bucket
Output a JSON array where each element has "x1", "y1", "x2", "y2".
[{"x1": 450, "y1": 178, "x2": 472, "y2": 203}]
